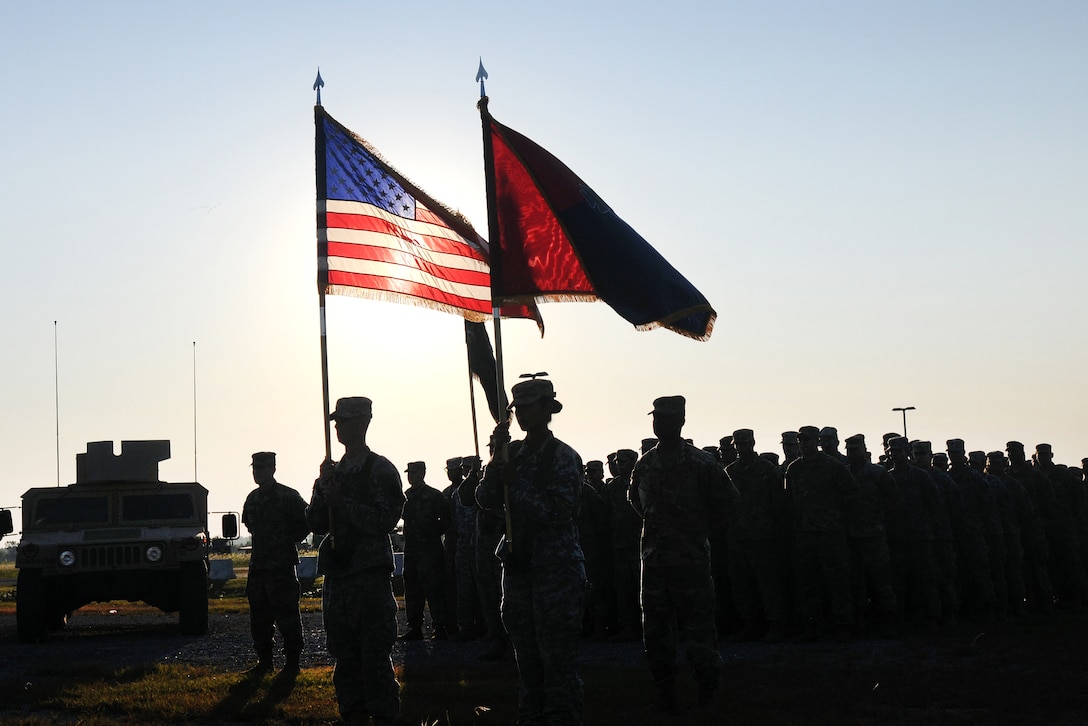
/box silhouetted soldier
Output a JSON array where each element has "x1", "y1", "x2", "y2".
[
  {"x1": 986, "y1": 451, "x2": 1027, "y2": 617},
  {"x1": 970, "y1": 451, "x2": 1010, "y2": 621},
  {"x1": 242, "y1": 451, "x2": 310, "y2": 676},
  {"x1": 577, "y1": 461, "x2": 611, "y2": 639},
  {"x1": 306, "y1": 397, "x2": 404, "y2": 726},
  {"x1": 819, "y1": 427, "x2": 848, "y2": 464},
  {"x1": 399, "y1": 461, "x2": 453, "y2": 641},
  {"x1": 710, "y1": 436, "x2": 737, "y2": 638},
  {"x1": 603, "y1": 448, "x2": 642, "y2": 641},
  {"x1": 477, "y1": 376, "x2": 586, "y2": 725},
  {"x1": 468, "y1": 454, "x2": 507, "y2": 660},
  {"x1": 881, "y1": 433, "x2": 900, "y2": 469},
  {"x1": 630, "y1": 396, "x2": 737, "y2": 712},
  {"x1": 1006, "y1": 441, "x2": 1054, "y2": 612},
  {"x1": 946, "y1": 439, "x2": 996, "y2": 623},
  {"x1": 718, "y1": 436, "x2": 738, "y2": 467},
  {"x1": 725, "y1": 428, "x2": 788, "y2": 643},
  {"x1": 440, "y1": 457, "x2": 462, "y2": 636},
  {"x1": 450, "y1": 456, "x2": 484, "y2": 641},
  {"x1": 885, "y1": 437, "x2": 942, "y2": 632},
  {"x1": 843, "y1": 435, "x2": 897, "y2": 637},
  {"x1": 785, "y1": 426, "x2": 858, "y2": 641},
  {"x1": 931, "y1": 452, "x2": 950, "y2": 473},
  {"x1": 911, "y1": 440, "x2": 960, "y2": 627},
  {"x1": 1035, "y1": 443, "x2": 1086, "y2": 606},
  {"x1": 781, "y1": 431, "x2": 801, "y2": 472}
]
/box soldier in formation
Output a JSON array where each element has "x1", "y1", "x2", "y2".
[
  {"x1": 306, "y1": 396, "x2": 404, "y2": 726},
  {"x1": 398, "y1": 461, "x2": 452, "y2": 641},
  {"x1": 241, "y1": 451, "x2": 310, "y2": 677}
]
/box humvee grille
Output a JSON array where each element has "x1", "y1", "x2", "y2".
[{"x1": 79, "y1": 544, "x2": 146, "y2": 568}]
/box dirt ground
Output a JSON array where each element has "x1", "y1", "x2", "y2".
[{"x1": 2, "y1": 605, "x2": 1088, "y2": 724}]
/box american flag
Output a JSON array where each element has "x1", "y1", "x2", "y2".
[{"x1": 317, "y1": 108, "x2": 497, "y2": 321}]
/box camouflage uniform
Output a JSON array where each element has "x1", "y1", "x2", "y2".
[
  {"x1": 477, "y1": 433, "x2": 586, "y2": 726},
  {"x1": 785, "y1": 449, "x2": 858, "y2": 632},
  {"x1": 472, "y1": 465, "x2": 508, "y2": 645},
  {"x1": 845, "y1": 459, "x2": 898, "y2": 632},
  {"x1": 1037, "y1": 456, "x2": 1086, "y2": 604},
  {"x1": 576, "y1": 479, "x2": 611, "y2": 637},
  {"x1": 1007, "y1": 452, "x2": 1054, "y2": 611},
  {"x1": 242, "y1": 472, "x2": 310, "y2": 666},
  {"x1": 947, "y1": 449, "x2": 996, "y2": 622},
  {"x1": 453, "y1": 476, "x2": 483, "y2": 635},
  {"x1": 307, "y1": 446, "x2": 405, "y2": 725},
  {"x1": 912, "y1": 445, "x2": 961, "y2": 626},
  {"x1": 885, "y1": 457, "x2": 942, "y2": 626},
  {"x1": 986, "y1": 455, "x2": 1026, "y2": 617},
  {"x1": 602, "y1": 459, "x2": 643, "y2": 637},
  {"x1": 725, "y1": 450, "x2": 788, "y2": 635},
  {"x1": 631, "y1": 439, "x2": 736, "y2": 701},
  {"x1": 401, "y1": 475, "x2": 453, "y2": 635}
]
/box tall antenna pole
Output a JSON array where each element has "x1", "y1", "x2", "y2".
[
  {"x1": 193, "y1": 341, "x2": 198, "y2": 481},
  {"x1": 54, "y1": 320, "x2": 60, "y2": 487}
]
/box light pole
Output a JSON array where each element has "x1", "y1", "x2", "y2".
[{"x1": 892, "y1": 406, "x2": 916, "y2": 439}]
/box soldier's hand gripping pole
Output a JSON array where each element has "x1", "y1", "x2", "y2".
[{"x1": 494, "y1": 417, "x2": 515, "y2": 555}]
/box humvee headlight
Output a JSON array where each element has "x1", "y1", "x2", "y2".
[
  {"x1": 145, "y1": 545, "x2": 164, "y2": 563},
  {"x1": 58, "y1": 550, "x2": 77, "y2": 567}
]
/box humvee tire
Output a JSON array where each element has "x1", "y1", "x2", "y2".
[
  {"x1": 178, "y1": 560, "x2": 209, "y2": 635},
  {"x1": 16, "y1": 569, "x2": 48, "y2": 644}
]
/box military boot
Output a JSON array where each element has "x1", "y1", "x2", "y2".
[
  {"x1": 245, "y1": 652, "x2": 274, "y2": 677},
  {"x1": 281, "y1": 651, "x2": 301, "y2": 676}
]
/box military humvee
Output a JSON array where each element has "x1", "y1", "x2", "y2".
[{"x1": 5, "y1": 440, "x2": 211, "y2": 643}]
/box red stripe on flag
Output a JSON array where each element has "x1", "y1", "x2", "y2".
[
  {"x1": 326, "y1": 242, "x2": 491, "y2": 287},
  {"x1": 327, "y1": 271, "x2": 492, "y2": 315},
  {"x1": 326, "y1": 212, "x2": 486, "y2": 260}
]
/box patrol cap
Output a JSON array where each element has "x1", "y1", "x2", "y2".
[
  {"x1": 251, "y1": 452, "x2": 276, "y2": 467},
  {"x1": 946, "y1": 438, "x2": 966, "y2": 453},
  {"x1": 445, "y1": 456, "x2": 463, "y2": 470},
  {"x1": 987, "y1": 451, "x2": 1006, "y2": 462},
  {"x1": 702, "y1": 445, "x2": 720, "y2": 456},
  {"x1": 882, "y1": 432, "x2": 900, "y2": 445},
  {"x1": 607, "y1": 452, "x2": 618, "y2": 463},
  {"x1": 911, "y1": 440, "x2": 933, "y2": 454},
  {"x1": 732, "y1": 429, "x2": 755, "y2": 443},
  {"x1": 509, "y1": 378, "x2": 562, "y2": 413},
  {"x1": 797, "y1": 426, "x2": 821, "y2": 440},
  {"x1": 586, "y1": 460, "x2": 604, "y2": 472},
  {"x1": 887, "y1": 436, "x2": 909, "y2": 451},
  {"x1": 760, "y1": 452, "x2": 781, "y2": 465},
  {"x1": 968, "y1": 451, "x2": 986, "y2": 464},
  {"x1": 1036, "y1": 443, "x2": 1053, "y2": 454},
  {"x1": 1006, "y1": 441, "x2": 1024, "y2": 451},
  {"x1": 405, "y1": 461, "x2": 426, "y2": 474},
  {"x1": 617, "y1": 448, "x2": 638, "y2": 463},
  {"x1": 932, "y1": 452, "x2": 949, "y2": 463},
  {"x1": 844, "y1": 434, "x2": 865, "y2": 448},
  {"x1": 819, "y1": 426, "x2": 839, "y2": 440},
  {"x1": 462, "y1": 455, "x2": 481, "y2": 468},
  {"x1": 330, "y1": 396, "x2": 373, "y2": 420},
  {"x1": 781, "y1": 431, "x2": 799, "y2": 444},
  {"x1": 640, "y1": 438, "x2": 658, "y2": 454},
  {"x1": 649, "y1": 396, "x2": 685, "y2": 416},
  {"x1": 719, "y1": 435, "x2": 734, "y2": 447}
]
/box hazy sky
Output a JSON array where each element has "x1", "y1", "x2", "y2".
[{"x1": 2, "y1": 2, "x2": 1086, "y2": 543}]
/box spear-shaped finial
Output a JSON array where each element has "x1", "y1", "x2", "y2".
[
  {"x1": 313, "y1": 67, "x2": 325, "y2": 105},
  {"x1": 476, "y1": 58, "x2": 488, "y2": 98}
]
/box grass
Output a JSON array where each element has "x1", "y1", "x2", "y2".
[{"x1": 0, "y1": 662, "x2": 339, "y2": 725}]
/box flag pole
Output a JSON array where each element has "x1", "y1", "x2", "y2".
[
  {"x1": 464, "y1": 323, "x2": 482, "y2": 460},
  {"x1": 314, "y1": 71, "x2": 335, "y2": 548},
  {"x1": 477, "y1": 60, "x2": 515, "y2": 552}
]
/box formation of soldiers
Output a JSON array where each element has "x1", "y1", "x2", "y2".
[
  {"x1": 242, "y1": 392, "x2": 1088, "y2": 723},
  {"x1": 571, "y1": 426, "x2": 1088, "y2": 648}
]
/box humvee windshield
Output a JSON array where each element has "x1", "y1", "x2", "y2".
[
  {"x1": 34, "y1": 496, "x2": 109, "y2": 526},
  {"x1": 121, "y1": 493, "x2": 195, "y2": 522}
]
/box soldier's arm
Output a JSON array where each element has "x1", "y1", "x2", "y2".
[
  {"x1": 288, "y1": 488, "x2": 312, "y2": 542},
  {"x1": 628, "y1": 463, "x2": 647, "y2": 518},
  {"x1": 305, "y1": 477, "x2": 330, "y2": 535}
]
